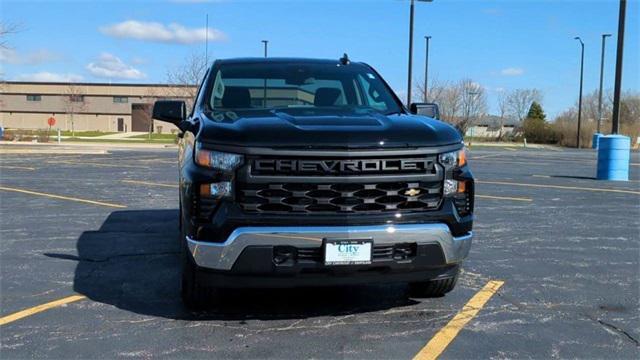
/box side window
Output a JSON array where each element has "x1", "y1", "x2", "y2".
[
  {"x1": 190, "y1": 69, "x2": 209, "y2": 116},
  {"x1": 357, "y1": 74, "x2": 387, "y2": 111}
]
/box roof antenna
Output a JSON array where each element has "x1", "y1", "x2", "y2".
[{"x1": 339, "y1": 53, "x2": 350, "y2": 65}]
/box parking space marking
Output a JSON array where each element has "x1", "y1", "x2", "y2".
[
  {"x1": 476, "y1": 194, "x2": 532, "y2": 202},
  {"x1": 477, "y1": 180, "x2": 640, "y2": 195},
  {"x1": 472, "y1": 159, "x2": 551, "y2": 166},
  {"x1": 532, "y1": 174, "x2": 551, "y2": 178},
  {"x1": 47, "y1": 160, "x2": 149, "y2": 169},
  {"x1": 0, "y1": 165, "x2": 36, "y2": 170},
  {"x1": 413, "y1": 280, "x2": 504, "y2": 360},
  {"x1": 122, "y1": 179, "x2": 178, "y2": 188},
  {"x1": 469, "y1": 153, "x2": 507, "y2": 160},
  {"x1": 0, "y1": 186, "x2": 127, "y2": 208},
  {"x1": 0, "y1": 295, "x2": 86, "y2": 326}
]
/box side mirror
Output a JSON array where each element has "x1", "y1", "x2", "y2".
[
  {"x1": 410, "y1": 102, "x2": 440, "y2": 119},
  {"x1": 152, "y1": 100, "x2": 186, "y2": 126}
]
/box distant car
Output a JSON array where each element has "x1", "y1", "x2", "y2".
[{"x1": 153, "y1": 57, "x2": 474, "y2": 309}]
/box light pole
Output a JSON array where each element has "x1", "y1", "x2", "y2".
[
  {"x1": 597, "y1": 34, "x2": 612, "y2": 133},
  {"x1": 406, "y1": 0, "x2": 433, "y2": 108},
  {"x1": 424, "y1": 35, "x2": 431, "y2": 102},
  {"x1": 611, "y1": 0, "x2": 626, "y2": 135},
  {"x1": 574, "y1": 37, "x2": 585, "y2": 148},
  {"x1": 261, "y1": 40, "x2": 269, "y2": 107}
]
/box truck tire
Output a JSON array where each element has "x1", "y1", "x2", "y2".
[
  {"x1": 409, "y1": 273, "x2": 459, "y2": 298},
  {"x1": 180, "y1": 231, "x2": 218, "y2": 310}
]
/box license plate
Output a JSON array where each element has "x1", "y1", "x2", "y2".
[{"x1": 324, "y1": 238, "x2": 373, "y2": 265}]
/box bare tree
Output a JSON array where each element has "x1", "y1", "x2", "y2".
[
  {"x1": 436, "y1": 81, "x2": 463, "y2": 123},
  {"x1": 166, "y1": 52, "x2": 207, "y2": 108},
  {"x1": 505, "y1": 89, "x2": 542, "y2": 121},
  {"x1": 458, "y1": 79, "x2": 487, "y2": 134},
  {"x1": 0, "y1": 21, "x2": 20, "y2": 49},
  {"x1": 496, "y1": 90, "x2": 509, "y2": 139},
  {"x1": 63, "y1": 83, "x2": 87, "y2": 137}
]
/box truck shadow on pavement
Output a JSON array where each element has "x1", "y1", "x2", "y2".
[{"x1": 62, "y1": 210, "x2": 418, "y2": 320}]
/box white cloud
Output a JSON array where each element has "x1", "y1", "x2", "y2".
[
  {"x1": 15, "y1": 72, "x2": 83, "y2": 82},
  {"x1": 86, "y1": 53, "x2": 146, "y2": 80},
  {"x1": 0, "y1": 48, "x2": 61, "y2": 65},
  {"x1": 500, "y1": 67, "x2": 524, "y2": 76},
  {"x1": 100, "y1": 20, "x2": 226, "y2": 44}
]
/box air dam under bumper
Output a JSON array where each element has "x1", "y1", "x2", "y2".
[{"x1": 187, "y1": 223, "x2": 472, "y2": 271}]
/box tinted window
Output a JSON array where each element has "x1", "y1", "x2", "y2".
[{"x1": 207, "y1": 62, "x2": 401, "y2": 118}]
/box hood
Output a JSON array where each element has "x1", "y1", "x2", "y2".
[{"x1": 198, "y1": 111, "x2": 462, "y2": 149}]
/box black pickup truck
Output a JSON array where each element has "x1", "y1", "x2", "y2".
[{"x1": 153, "y1": 57, "x2": 474, "y2": 308}]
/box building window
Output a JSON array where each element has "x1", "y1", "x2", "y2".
[
  {"x1": 113, "y1": 96, "x2": 128, "y2": 103},
  {"x1": 26, "y1": 95, "x2": 42, "y2": 101},
  {"x1": 69, "y1": 95, "x2": 84, "y2": 102}
]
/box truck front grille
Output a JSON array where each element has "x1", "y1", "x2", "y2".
[{"x1": 238, "y1": 181, "x2": 442, "y2": 214}]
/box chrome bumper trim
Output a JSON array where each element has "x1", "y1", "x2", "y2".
[{"x1": 187, "y1": 224, "x2": 472, "y2": 271}]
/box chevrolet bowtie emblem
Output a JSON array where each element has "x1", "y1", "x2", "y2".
[{"x1": 404, "y1": 188, "x2": 421, "y2": 196}]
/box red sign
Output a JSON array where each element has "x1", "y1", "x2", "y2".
[{"x1": 47, "y1": 117, "x2": 56, "y2": 127}]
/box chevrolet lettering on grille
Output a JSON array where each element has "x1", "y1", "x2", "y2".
[{"x1": 253, "y1": 159, "x2": 433, "y2": 175}]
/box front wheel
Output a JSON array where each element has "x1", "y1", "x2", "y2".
[
  {"x1": 409, "y1": 273, "x2": 459, "y2": 298},
  {"x1": 180, "y1": 230, "x2": 218, "y2": 310}
]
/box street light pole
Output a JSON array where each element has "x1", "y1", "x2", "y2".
[
  {"x1": 575, "y1": 37, "x2": 585, "y2": 148},
  {"x1": 597, "y1": 34, "x2": 612, "y2": 133},
  {"x1": 424, "y1": 35, "x2": 431, "y2": 102},
  {"x1": 406, "y1": 0, "x2": 433, "y2": 108},
  {"x1": 406, "y1": 0, "x2": 415, "y2": 107},
  {"x1": 611, "y1": 0, "x2": 626, "y2": 135},
  {"x1": 261, "y1": 40, "x2": 269, "y2": 108}
]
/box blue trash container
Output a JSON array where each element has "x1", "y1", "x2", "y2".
[
  {"x1": 592, "y1": 133, "x2": 602, "y2": 149},
  {"x1": 597, "y1": 135, "x2": 630, "y2": 181}
]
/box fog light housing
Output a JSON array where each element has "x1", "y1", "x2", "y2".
[
  {"x1": 444, "y1": 179, "x2": 458, "y2": 195},
  {"x1": 200, "y1": 182, "x2": 232, "y2": 198}
]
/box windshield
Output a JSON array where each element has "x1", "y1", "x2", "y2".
[{"x1": 207, "y1": 61, "x2": 402, "y2": 117}]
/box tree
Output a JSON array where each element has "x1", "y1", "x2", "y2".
[
  {"x1": 63, "y1": 83, "x2": 87, "y2": 137},
  {"x1": 496, "y1": 90, "x2": 509, "y2": 139},
  {"x1": 166, "y1": 52, "x2": 207, "y2": 108},
  {"x1": 458, "y1": 79, "x2": 487, "y2": 134},
  {"x1": 523, "y1": 101, "x2": 555, "y2": 143},
  {"x1": 505, "y1": 89, "x2": 542, "y2": 121},
  {"x1": 0, "y1": 21, "x2": 20, "y2": 49}
]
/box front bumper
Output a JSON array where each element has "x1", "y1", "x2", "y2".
[{"x1": 187, "y1": 223, "x2": 472, "y2": 271}]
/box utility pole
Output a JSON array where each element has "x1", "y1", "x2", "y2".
[
  {"x1": 597, "y1": 34, "x2": 612, "y2": 133},
  {"x1": 611, "y1": 0, "x2": 626, "y2": 134},
  {"x1": 261, "y1": 40, "x2": 268, "y2": 58},
  {"x1": 424, "y1": 36, "x2": 431, "y2": 102},
  {"x1": 574, "y1": 37, "x2": 585, "y2": 148}
]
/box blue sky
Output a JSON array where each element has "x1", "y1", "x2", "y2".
[{"x1": 1, "y1": 0, "x2": 638, "y2": 118}]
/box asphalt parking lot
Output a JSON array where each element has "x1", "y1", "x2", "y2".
[{"x1": 1, "y1": 145, "x2": 639, "y2": 359}]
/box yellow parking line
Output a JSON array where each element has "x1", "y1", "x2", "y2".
[
  {"x1": 476, "y1": 194, "x2": 532, "y2": 202},
  {"x1": 0, "y1": 186, "x2": 127, "y2": 208},
  {"x1": 0, "y1": 165, "x2": 36, "y2": 170},
  {"x1": 413, "y1": 280, "x2": 504, "y2": 360},
  {"x1": 0, "y1": 295, "x2": 86, "y2": 326},
  {"x1": 122, "y1": 179, "x2": 178, "y2": 188},
  {"x1": 477, "y1": 180, "x2": 640, "y2": 195}
]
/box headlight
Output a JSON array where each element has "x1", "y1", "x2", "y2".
[
  {"x1": 195, "y1": 146, "x2": 243, "y2": 171},
  {"x1": 438, "y1": 149, "x2": 466, "y2": 169}
]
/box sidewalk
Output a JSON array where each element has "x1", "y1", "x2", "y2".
[{"x1": 58, "y1": 132, "x2": 149, "y2": 141}]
